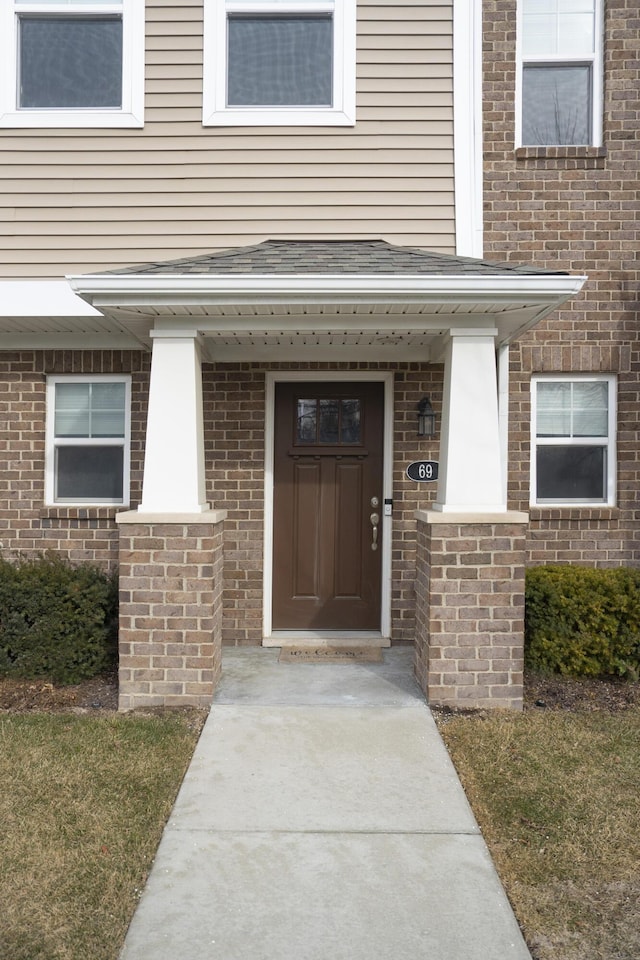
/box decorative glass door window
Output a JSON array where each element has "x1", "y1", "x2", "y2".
[{"x1": 296, "y1": 398, "x2": 361, "y2": 444}]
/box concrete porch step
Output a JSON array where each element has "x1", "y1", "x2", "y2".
[{"x1": 264, "y1": 630, "x2": 391, "y2": 649}]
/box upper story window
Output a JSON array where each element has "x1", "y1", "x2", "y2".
[
  {"x1": 531, "y1": 376, "x2": 616, "y2": 506},
  {"x1": 46, "y1": 376, "x2": 131, "y2": 506},
  {"x1": 517, "y1": 0, "x2": 603, "y2": 147},
  {"x1": 203, "y1": 0, "x2": 356, "y2": 126},
  {"x1": 0, "y1": 0, "x2": 144, "y2": 128}
]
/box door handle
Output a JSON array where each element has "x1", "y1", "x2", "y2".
[{"x1": 370, "y1": 512, "x2": 379, "y2": 551}]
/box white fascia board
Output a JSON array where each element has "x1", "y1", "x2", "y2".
[
  {"x1": 203, "y1": 344, "x2": 434, "y2": 363},
  {"x1": 0, "y1": 280, "x2": 103, "y2": 318},
  {"x1": 69, "y1": 273, "x2": 587, "y2": 309},
  {"x1": 160, "y1": 314, "x2": 495, "y2": 334},
  {"x1": 0, "y1": 333, "x2": 144, "y2": 349}
]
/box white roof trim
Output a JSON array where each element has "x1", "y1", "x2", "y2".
[
  {"x1": 69, "y1": 272, "x2": 587, "y2": 309},
  {"x1": 0, "y1": 273, "x2": 587, "y2": 355},
  {"x1": 0, "y1": 280, "x2": 103, "y2": 318}
]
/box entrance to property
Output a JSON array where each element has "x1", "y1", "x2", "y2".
[{"x1": 272, "y1": 381, "x2": 384, "y2": 630}]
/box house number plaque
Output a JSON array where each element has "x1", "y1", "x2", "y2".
[{"x1": 406, "y1": 460, "x2": 439, "y2": 482}]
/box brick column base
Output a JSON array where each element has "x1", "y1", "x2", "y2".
[
  {"x1": 115, "y1": 511, "x2": 226, "y2": 711},
  {"x1": 415, "y1": 510, "x2": 529, "y2": 711}
]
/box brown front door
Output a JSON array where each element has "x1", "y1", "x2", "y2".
[{"x1": 273, "y1": 381, "x2": 384, "y2": 630}]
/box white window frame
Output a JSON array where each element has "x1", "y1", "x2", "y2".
[
  {"x1": 45, "y1": 375, "x2": 132, "y2": 507},
  {"x1": 515, "y1": 0, "x2": 604, "y2": 148},
  {"x1": 530, "y1": 374, "x2": 616, "y2": 507},
  {"x1": 0, "y1": 0, "x2": 144, "y2": 128},
  {"x1": 203, "y1": 0, "x2": 356, "y2": 126}
]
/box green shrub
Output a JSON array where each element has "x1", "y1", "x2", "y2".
[
  {"x1": 0, "y1": 554, "x2": 118, "y2": 684},
  {"x1": 525, "y1": 566, "x2": 640, "y2": 679}
]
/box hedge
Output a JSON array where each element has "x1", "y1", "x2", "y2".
[
  {"x1": 525, "y1": 565, "x2": 640, "y2": 679},
  {"x1": 0, "y1": 554, "x2": 118, "y2": 684}
]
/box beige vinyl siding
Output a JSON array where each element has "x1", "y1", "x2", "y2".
[{"x1": 0, "y1": 0, "x2": 455, "y2": 277}]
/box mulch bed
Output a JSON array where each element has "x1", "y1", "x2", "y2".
[
  {"x1": 524, "y1": 671, "x2": 640, "y2": 713},
  {"x1": 0, "y1": 671, "x2": 119, "y2": 714},
  {"x1": 0, "y1": 667, "x2": 638, "y2": 715}
]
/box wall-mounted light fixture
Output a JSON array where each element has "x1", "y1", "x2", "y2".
[{"x1": 417, "y1": 397, "x2": 436, "y2": 438}]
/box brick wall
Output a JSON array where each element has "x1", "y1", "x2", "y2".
[
  {"x1": 2, "y1": 353, "x2": 446, "y2": 646},
  {"x1": 415, "y1": 513, "x2": 527, "y2": 710},
  {"x1": 203, "y1": 365, "x2": 266, "y2": 645},
  {"x1": 0, "y1": 350, "x2": 149, "y2": 567},
  {"x1": 117, "y1": 516, "x2": 224, "y2": 710},
  {"x1": 203, "y1": 362, "x2": 444, "y2": 645},
  {"x1": 392, "y1": 365, "x2": 444, "y2": 639},
  {"x1": 483, "y1": 0, "x2": 640, "y2": 567}
]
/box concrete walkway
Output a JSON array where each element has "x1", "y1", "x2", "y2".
[{"x1": 119, "y1": 647, "x2": 532, "y2": 960}]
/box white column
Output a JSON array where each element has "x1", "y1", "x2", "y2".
[
  {"x1": 140, "y1": 332, "x2": 209, "y2": 514},
  {"x1": 498, "y1": 343, "x2": 510, "y2": 506},
  {"x1": 434, "y1": 328, "x2": 505, "y2": 513}
]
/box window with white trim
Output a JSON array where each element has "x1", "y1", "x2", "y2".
[
  {"x1": 203, "y1": 0, "x2": 356, "y2": 126},
  {"x1": 46, "y1": 376, "x2": 131, "y2": 506},
  {"x1": 517, "y1": 0, "x2": 603, "y2": 146},
  {"x1": 531, "y1": 376, "x2": 616, "y2": 506},
  {"x1": 0, "y1": 0, "x2": 144, "y2": 128}
]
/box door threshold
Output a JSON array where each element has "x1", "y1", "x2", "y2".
[{"x1": 264, "y1": 631, "x2": 391, "y2": 649}]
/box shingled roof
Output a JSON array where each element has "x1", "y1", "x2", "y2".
[{"x1": 101, "y1": 239, "x2": 569, "y2": 277}]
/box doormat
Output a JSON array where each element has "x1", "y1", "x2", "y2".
[{"x1": 279, "y1": 646, "x2": 384, "y2": 663}]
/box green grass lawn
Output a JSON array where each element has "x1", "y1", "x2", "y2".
[
  {"x1": 0, "y1": 711, "x2": 204, "y2": 960},
  {"x1": 439, "y1": 706, "x2": 640, "y2": 960},
  {"x1": 2, "y1": 698, "x2": 638, "y2": 960}
]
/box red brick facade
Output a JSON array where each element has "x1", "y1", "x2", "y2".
[
  {"x1": 0, "y1": 353, "x2": 445, "y2": 652},
  {"x1": 415, "y1": 513, "x2": 526, "y2": 710},
  {"x1": 206, "y1": 362, "x2": 444, "y2": 645},
  {"x1": 117, "y1": 515, "x2": 225, "y2": 710},
  {"x1": 483, "y1": 0, "x2": 640, "y2": 567},
  {"x1": 0, "y1": 351, "x2": 148, "y2": 565}
]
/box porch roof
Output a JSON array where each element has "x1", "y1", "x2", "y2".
[
  {"x1": 1, "y1": 241, "x2": 586, "y2": 359},
  {"x1": 97, "y1": 239, "x2": 568, "y2": 278}
]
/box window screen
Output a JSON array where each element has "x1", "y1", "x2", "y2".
[
  {"x1": 522, "y1": 65, "x2": 591, "y2": 146},
  {"x1": 19, "y1": 16, "x2": 123, "y2": 108},
  {"x1": 227, "y1": 15, "x2": 333, "y2": 106},
  {"x1": 536, "y1": 446, "x2": 606, "y2": 501},
  {"x1": 55, "y1": 447, "x2": 124, "y2": 500}
]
